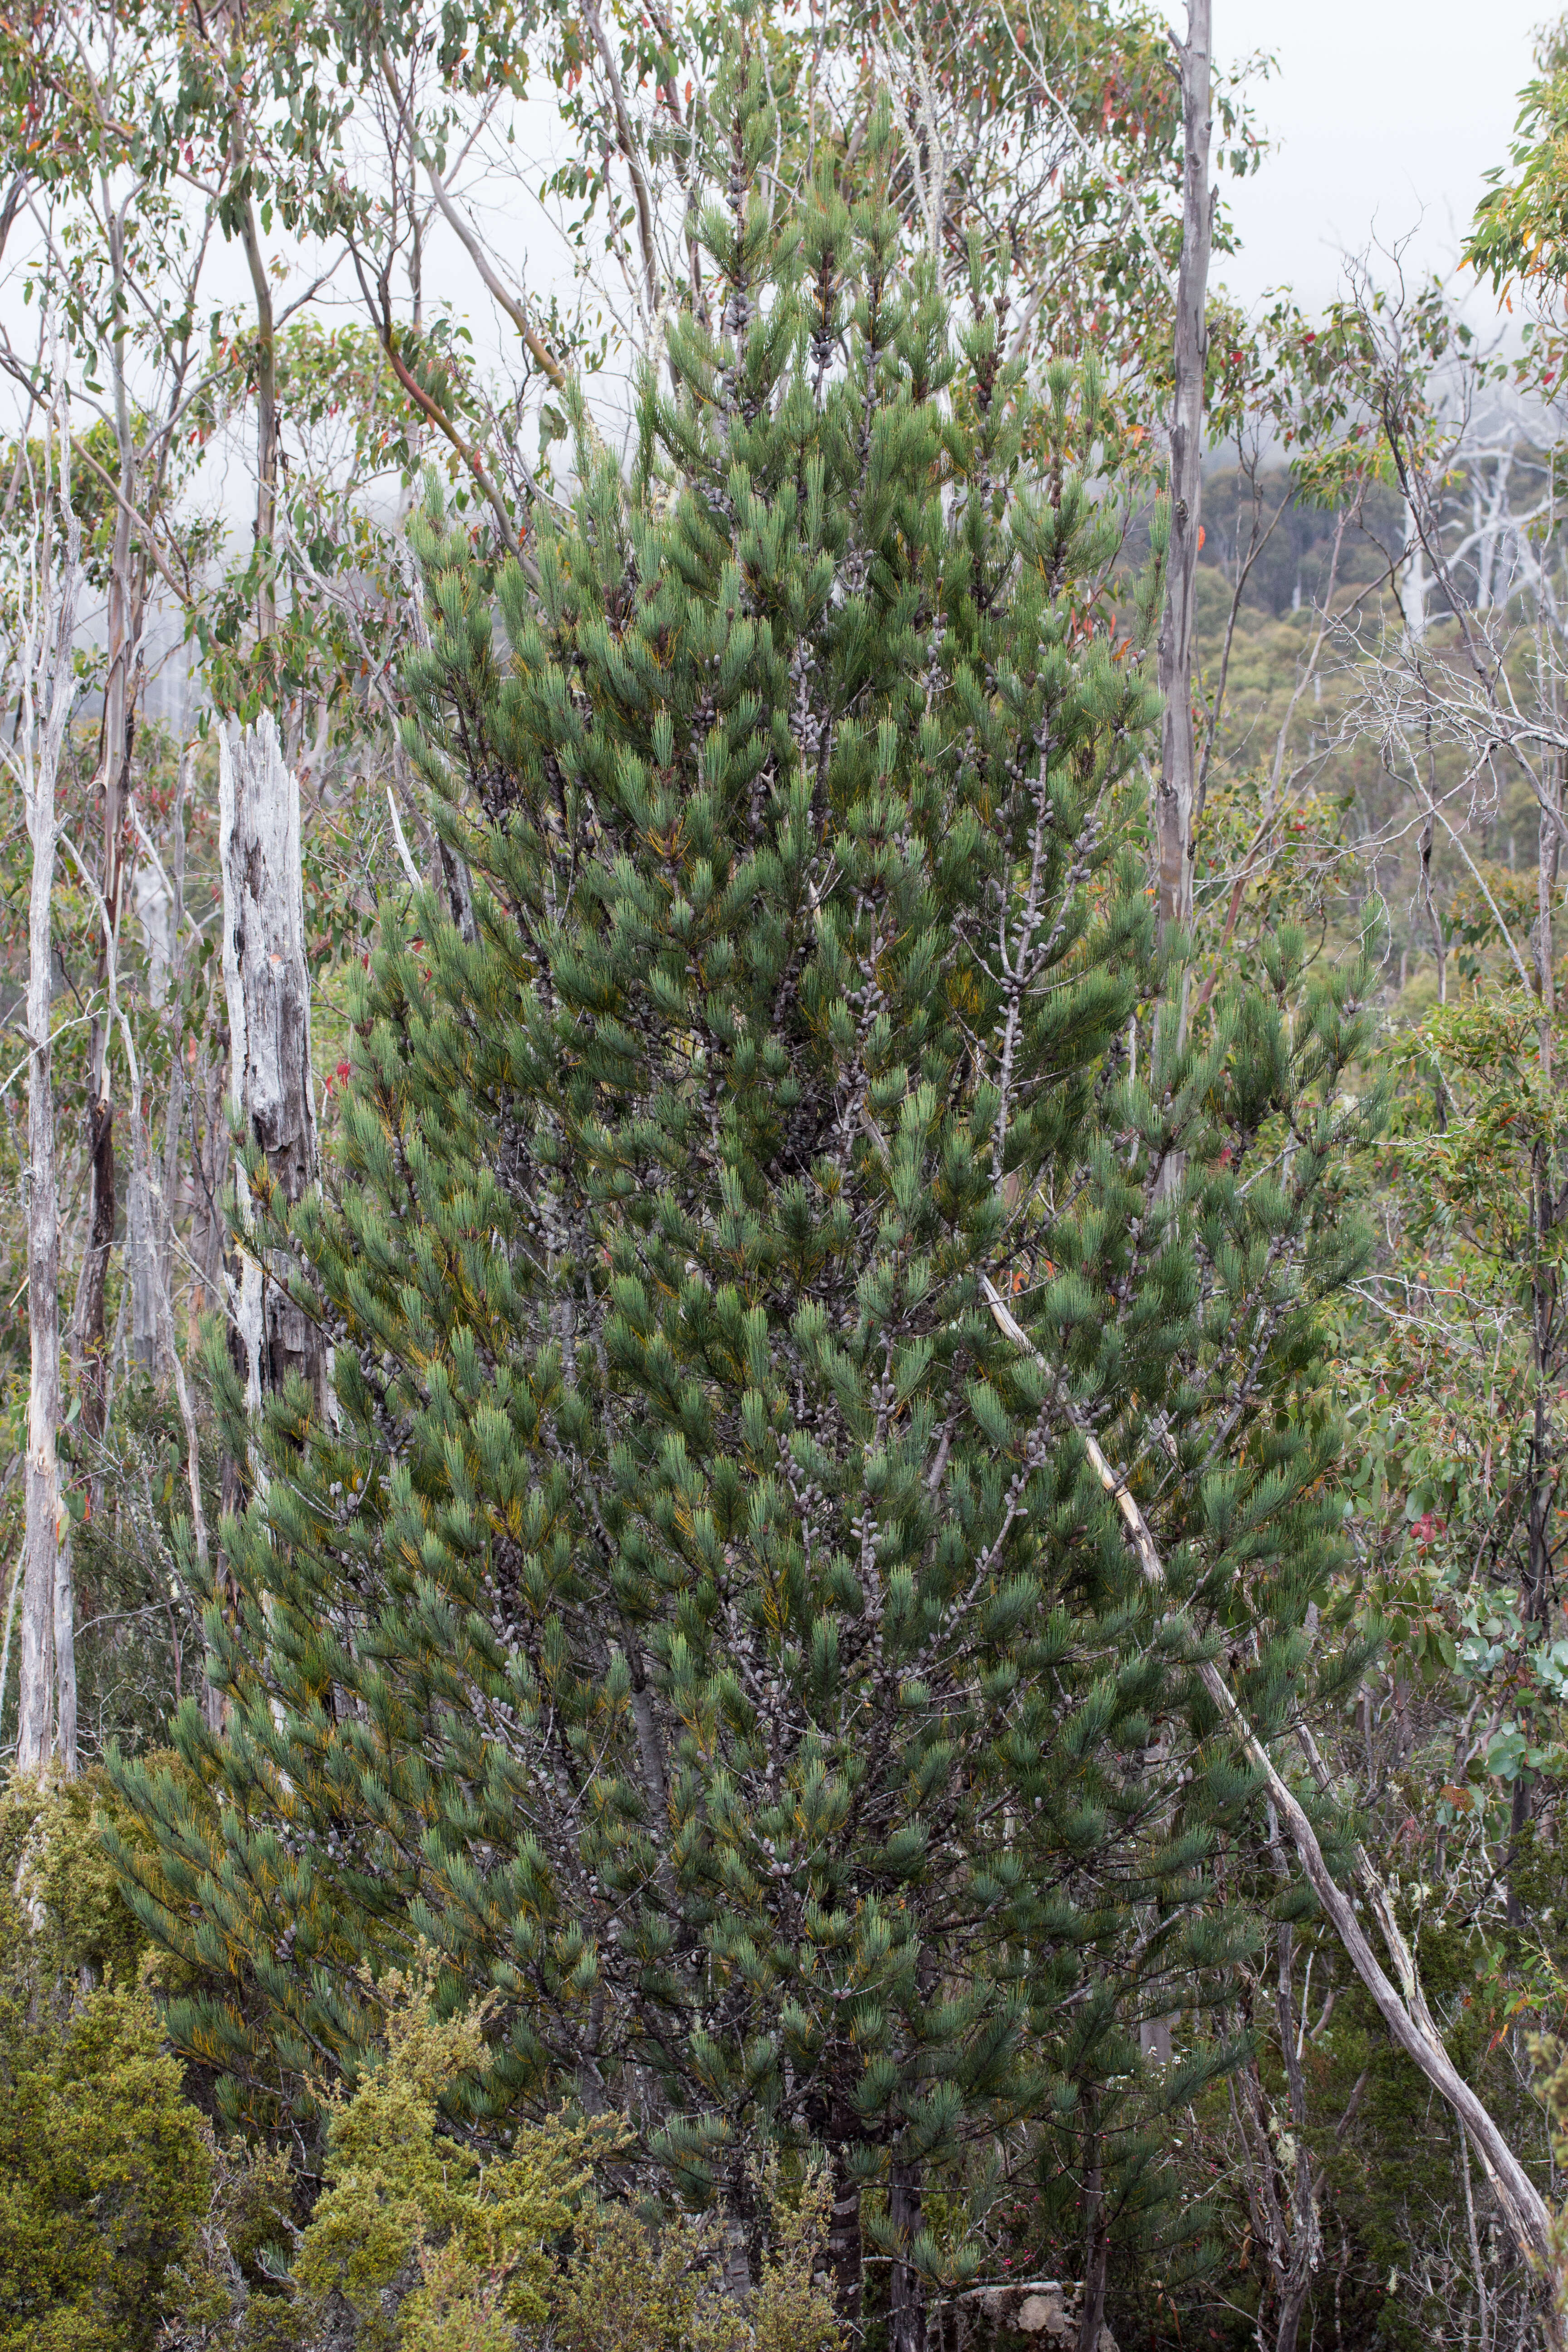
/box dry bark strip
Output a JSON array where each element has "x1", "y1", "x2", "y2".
[{"x1": 979, "y1": 1275, "x2": 1558, "y2": 2280}]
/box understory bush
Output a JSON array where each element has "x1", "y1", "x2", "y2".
[{"x1": 0, "y1": 1788, "x2": 843, "y2": 2351}]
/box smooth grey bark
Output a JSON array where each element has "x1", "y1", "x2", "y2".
[
  {"x1": 15, "y1": 448, "x2": 81, "y2": 1777},
  {"x1": 1154, "y1": 0, "x2": 1213, "y2": 939}
]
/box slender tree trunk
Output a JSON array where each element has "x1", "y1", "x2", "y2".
[
  {"x1": 128, "y1": 1095, "x2": 157, "y2": 1371},
  {"x1": 154, "y1": 1054, "x2": 184, "y2": 1374},
  {"x1": 392, "y1": 532, "x2": 477, "y2": 939},
  {"x1": 1268, "y1": 1820, "x2": 1320, "y2": 2352},
  {"x1": 235, "y1": 172, "x2": 279, "y2": 636},
  {"x1": 721, "y1": 2159, "x2": 754, "y2": 2309},
  {"x1": 1537, "y1": 768, "x2": 1558, "y2": 1078},
  {"x1": 1075, "y1": 2113, "x2": 1109, "y2": 2352},
  {"x1": 76, "y1": 1088, "x2": 115, "y2": 1460},
  {"x1": 888, "y1": 2159, "x2": 928, "y2": 2352},
  {"x1": 1514, "y1": 776, "x2": 1563, "y2": 1920},
  {"x1": 17, "y1": 784, "x2": 64, "y2": 1774},
  {"x1": 1399, "y1": 492, "x2": 1429, "y2": 642},
  {"x1": 16, "y1": 423, "x2": 81, "y2": 1778},
  {"x1": 157, "y1": 750, "x2": 191, "y2": 1368},
  {"x1": 78, "y1": 191, "x2": 142, "y2": 1460},
  {"x1": 189, "y1": 1015, "x2": 231, "y2": 1715},
  {"x1": 1155, "y1": 0, "x2": 1213, "y2": 941},
  {"x1": 827, "y1": 2147, "x2": 863, "y2": 2335}
]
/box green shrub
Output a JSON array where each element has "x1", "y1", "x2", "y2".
[
  {"x1": 169, "y1": 1955, "x2": 846, "y2": 2350},
  {"x1": 0, "y1": 1776, "x2": 213, "y2": 2351},
  {"x1": 0, "y1": 1782, "x2": 843, "y2": 2352}
]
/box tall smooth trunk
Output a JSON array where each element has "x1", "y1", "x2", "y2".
[
  {"x1": 1155, "y1": 0, "x2": 1213, "y2": 940},
  {"x1": 1399, "y1": 493, "x2": 1428, "y2": 642},
  {"x1": 78, "y1": 215, "x2": 140, "y2": 1449},
  {"x1": 17, "y1": 795, "x2": 65, "y2": 1774},
  {"x1": 16, "y1": 475, "x2": 80, "y2": 1777}
]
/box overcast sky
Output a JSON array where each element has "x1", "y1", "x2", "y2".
[{"x1": 1216, "y1": 0, "x2": 1548, "y2": 312}]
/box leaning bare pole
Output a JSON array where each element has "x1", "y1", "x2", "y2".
[
  {"x1": 982, "y1": 1273, "x2": 1558, "y2": 2283},
  {"x1": 1155, "y1": 0, "x2": 1213, "y2": 938},
  {"x1": 218, "y1": 712, "x2": 322, "y2": 1421},
  {"x1": 14, "y1": 383, "x2": 82, "y2": 1777}
]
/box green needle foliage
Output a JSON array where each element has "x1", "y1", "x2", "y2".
[{"x1": 112, "y1": 68, "x2": 1381, "y2": 2330}]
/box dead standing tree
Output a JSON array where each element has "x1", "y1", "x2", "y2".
[
  {"x1": 219, "y1": 710, "x2": 322, "y2": 1415},
  {"x1": 209, "y1": 712, "x2": 321, "y2": 1727}
]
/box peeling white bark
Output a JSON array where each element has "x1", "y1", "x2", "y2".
[{"x1": 218, "y1": 713, "x2": 321, "y2": 1420}]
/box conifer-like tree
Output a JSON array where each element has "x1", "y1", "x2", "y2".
[{"x1": 114, "y1": 73, "x2": 1377, "y2": 2345}]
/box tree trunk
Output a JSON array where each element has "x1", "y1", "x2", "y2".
[
  {"x1": 78, "y1": 199, "x2": 143, "y2": 1461},
  {"x1": 236, "y1": 176, "x2": 279, "y2": 636},
  {"x1": 888, "y1": 2159, "x2": 928, "y2": 2352},
  {"x1": 157, "y1": 750, "x2": 192, "y2": 1363},
  {"x1": 1268, "y1": 1824, "x2": 1320, "y2": 2352},
  {"x1": 392, "y1": 531, "x2": 477, "y2": 940},
  {"x1": 189, "y1": 1034, "x2": 230, "y2": 1344},
  {"x1": 17, "y1": 790, "x2": 65, "y2": 1775},
  {"x1": 827, "y1": 2150, "x2": 863, "y2": 2335},
  {"x1": 155, "y1": 1052, "x2": 185, "y2": 1375},
  {"x1": 1515, "y1": 774, "x2": 1563, "y2": 1921},
  {"x1": 1154, "y1": 0, "x2": 1212, "y2": 940},
  {"x1": 128, "y1": 1093, "x2": 158, "y2": 1371},
  {"x1": 1075, "y1": 2118, "x2": 1109, "y2": 2352},
  {"x1": 16, "y1": 438, "x2": 80, "y2": 1778},
  {"x1": 76, "y1": 1088, "x2": 116, "y2": 1454},
  {"x1": 1399, "y1": 492, "x2": 1428, "y2": 642},
  {"x1": 218, "y1": 712, "x2": 322, "y2": 1420}
]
